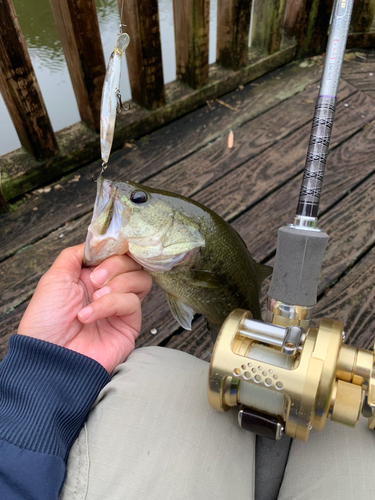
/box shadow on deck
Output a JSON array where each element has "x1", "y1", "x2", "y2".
[{"x1": 1, "y1": 49, "x2": 375, "y2": 362}]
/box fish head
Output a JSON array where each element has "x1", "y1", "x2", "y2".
[{"x1": 83, "y1": 176, "x2": 205, "y2": 270}]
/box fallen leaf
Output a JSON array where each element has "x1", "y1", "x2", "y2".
[{"x1": 228, "y1": 130, "x2": 234, "y2": 149}]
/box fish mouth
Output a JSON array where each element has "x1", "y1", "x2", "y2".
[{"x1": 83, "y1": 176, "x2": 130, "y2": 267}]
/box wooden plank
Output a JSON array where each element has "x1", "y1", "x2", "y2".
[
  {"x1": 166, "y1": 244, "x2": 375, "y2": 356},
  {"x1": 0, "y1": 55, "x2": 321, "y2": 263},
  {"x1": 312, "y1": 245, "x2": 375, "y2": 350},
  {"x1": 217, "y1": 0, "x2": 252, "y2": 70},
  {"x1": 118, "y1": 0, "x2": 165, "y2": 109},
  {"x1": 49, "y1": 0, "x2": 106, "y2": 132},
  {"x1": 0, "y1": 301, "x2": 28, "y2": 362},
  {"x1": 251, "y1": 0, "x2": 287, "y2": 55},
  {"x1": 351, "y1": 0, "x2": 375, "y2": 32},
  {"x1": 347, "y1": 31, "x2": 375, "y2": 50},
  {"x1": 284, "y1": 0, "x2": 304, "y2": 38},
  {"x1": 194, "y1": 88, "x2": 375, "y2": 221},
  {"x1": 318, "y1": 172, "x2": 375, "y2": 294},
  {"x1": 1, "y1": 42, "x2": 297, "y2": 201},
  {"x1": 145, "y1": 81, "x2": 356, "y2": 197},
  {"x1": 0, "y1": 0, "x2": 58, "y2": 160},
  {"x1": 173, "y1": 0, "x2": 210, "y2": 88},
  {"x1": 233, "y1": 112, "x2": 375, "y2": 265},
  {"x1": 295, "y1": 0, "x2": 335, "y2": 58},
  {"x1": 341, "y1": 51, "x2": 375, "y2": 99},
  {"x1": 1, "y1": 90, "x2": 373, "y2": 352}
]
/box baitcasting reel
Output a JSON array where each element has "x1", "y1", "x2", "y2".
[{"x1": 208, "y1": 309, "x2": 375, "y2": 441}]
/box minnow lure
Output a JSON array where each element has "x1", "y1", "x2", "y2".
[{"x1": 100, "y1": 32, "x2": 130, "y2": 167}]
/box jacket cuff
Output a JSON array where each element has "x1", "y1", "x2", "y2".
[{"x1": 0, "y1": 335, "x2": 110, "y2": 461}]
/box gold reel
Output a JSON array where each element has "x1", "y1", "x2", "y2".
[{"x1": 208, "y1": 309, "x2": 375, "y2": 441}]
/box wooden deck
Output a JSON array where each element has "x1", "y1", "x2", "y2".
[{"x1": 1, "y1": 49, "x2": 375, "y2": 363}]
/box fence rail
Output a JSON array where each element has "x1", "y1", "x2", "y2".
[{"x1": 0, "y1": 0, "x2": 374, "y2": 203}]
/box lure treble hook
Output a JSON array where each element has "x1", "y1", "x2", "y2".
[{"x1": 92, "y1": 162, "x2": 108, "y2": 183}]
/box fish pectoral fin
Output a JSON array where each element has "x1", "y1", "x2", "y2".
[
  {"x1": 188, "y1": 270, "x2": 228, "y2": 289},
  {"x1": 255, "y1": 263, "x2": 273, "y2": 283},
  {"x1": 166, "y1": 294, "x2": 195, "y2": 330}
]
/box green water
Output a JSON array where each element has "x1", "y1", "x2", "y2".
[{"x1": 0, "y1": 0, "x2": 218, "y2": 156}]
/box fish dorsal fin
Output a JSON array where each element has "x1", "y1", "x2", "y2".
[
  {"x1": 255, "y1": 263, "x2": 273, "y2": 283},
  {"x1": 188, "y1": 269, "x2": 228, "y2": 288},
  {"x1": 166, "y1": 294, "x2": 195, "y2": 330}
]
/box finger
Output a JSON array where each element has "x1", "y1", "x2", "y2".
[
  {"x1": 47, "y1": 244, "x2": 85, "y2": 279},
  {"x1": 90, "y1": 254, "x2": 142, "y2": 287},
  {"x1": 78, "y1": 292, "x2": 140, "y2": 325},
  {"x1": 92, "y1": 270, "x2": 152, "y2": 301}
]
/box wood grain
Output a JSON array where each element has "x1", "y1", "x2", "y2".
[
  {"x1": 217, "y1": 0, "x2": 252, "y2": 70},
  {"x1": 350, "y1": 0, "x2": 375, "y2": 33},
  {"x1": 251, "y1": 0, "x2": 286, "y2": 55},
  {"x1": 0, "y1": 0, "x2": 58, "y2": 160},
  {"x1": 173, "y1": 0, "x2": 210, "y2": 88},
  {"x1": 295, "y1": 0, "x2": 335, "y2": 58},
  {"x1": 312, "y1": 245, "x2": 375, "y2": 350},
  {"x1": 0, "y1": 61, "x2": 323, "y2": 263},
  {"x1": 1, "y1": 43, "x2": 298, "y2": 201},
  {"x1": 118, "y1": 0, "x2": 165, "y2": 109},
  {"x1": 49, "y1": 0, "x2": 105, "y2": 131},
  {"x1": 193, "y1": 89, "x2": 375, "y2": 221}
]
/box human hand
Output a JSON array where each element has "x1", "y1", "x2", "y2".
[{"x1": 18, "y1": 244, "x2": 152, "y2": 373}]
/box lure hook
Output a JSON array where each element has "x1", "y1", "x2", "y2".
[
  {"x1": 92, "y1": 162, "x2": 108, "y2": 183},
  {"x1": 118, "y1": 23, "x2": 127, "y2": 35},
  {"x1": 115, "y1": 87, "x2": 130, "y2": 113}
]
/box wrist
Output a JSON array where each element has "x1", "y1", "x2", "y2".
[{"x1": 0, "y1": 335, "x2": 110, "y2": 461}]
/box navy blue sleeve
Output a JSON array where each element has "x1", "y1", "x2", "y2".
[{"x1": 0, "y1": 335, "x2": 111, "y2": 499}]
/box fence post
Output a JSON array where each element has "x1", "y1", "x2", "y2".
[
  {"x1": 351, "y1": 0, "x2": 375, "y2": 32},
  {"x1": 295, "y1": 0, "x2": 335, "y2": 59},
  {"x1": 118, "y1": 0, "x2": 165, "y2": 109},
  {"x1": 0, "y1": 0, "x2": 59, "y2": 161},
  {"x1": 217, "y1": 0, "x2": 252, "y2": 70},
  {"x1": 49, "y1": 0, "x2": 106, "y2": 132},
  {"x1": 251, "y1": 0, "x2": 287, "y2": 55},
  {"x1": 173, "y1": 0, "x2": 210, "y2": 88}
]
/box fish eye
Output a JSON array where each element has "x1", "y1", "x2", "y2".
[{"x1": 130, "y1": 190, "x2": 148, "y2": 204}]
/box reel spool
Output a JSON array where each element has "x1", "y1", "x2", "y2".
[{"x1": 208, "y1": 309, "x2": 375, "y2": 441}]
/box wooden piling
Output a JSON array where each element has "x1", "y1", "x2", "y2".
[
  {"x1": 295, "y1": 0, "x2": 335, "y2": 58},
  {"x1": 351, "y1": 0, "x2": 375, "y2": 32},
  {"x1": 217, "y1": 0, "x2": 252, "y2": 70},
  {"x1": 173, "y1": 0, "x2": 210, "y2": 88},
  {"x1": 118, "y1": 0, "x2": 165, "y2": 109},
  {"x1": 0, "y1": 0, "x2": 58, "y2": 161},
  {"x1": 49, "y1": 0, "x2": 106, "y2": 132},
  {"x1": 251, "y1": 0, "x2": 287, "y2": 55}
]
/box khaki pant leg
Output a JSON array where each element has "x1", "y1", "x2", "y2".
[
  {"x1": 277, "y1": 420, "x2": 375, "y2": 500},
  {"x1": 59, "y1": 346, "x2": 256, "y2": 500}
]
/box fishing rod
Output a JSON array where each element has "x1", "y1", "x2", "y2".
[{"x1": 207, "y1": 0, "x2": 375, "y2": 441}]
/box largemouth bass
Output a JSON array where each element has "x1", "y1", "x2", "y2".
[{"x1": 84, "y1": 176, "x2": 272, "y2": 334}]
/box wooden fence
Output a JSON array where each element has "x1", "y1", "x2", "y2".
[{"x1": 0, "y1": 0, "x2": 374, "y2": 203}]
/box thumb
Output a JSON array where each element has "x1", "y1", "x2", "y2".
[{"x1": 49, "y1": 243, "x2": 86, "y2": 279}]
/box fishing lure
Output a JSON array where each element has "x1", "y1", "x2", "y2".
[{"x1": 100, "y1": 30, "x2": 130, "y2": 170}]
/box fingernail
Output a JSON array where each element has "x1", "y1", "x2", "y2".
[
  {"x1": 94, "y1": 286, "x2": 110, "y2": 299},
  {"x1": 91, "y1": 268, "x2": 108, "y2": 286},
  {"x1": 78, "y1": 306, "x2": 92, "y2": 321}
]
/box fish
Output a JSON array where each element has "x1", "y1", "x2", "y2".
[{"x1": 83, "y1": 176, "x2": 272, "y2": 336}]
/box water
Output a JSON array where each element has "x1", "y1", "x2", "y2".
[{"x1": 0, "y1": 0, "x2": 218, "y2": 156}]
